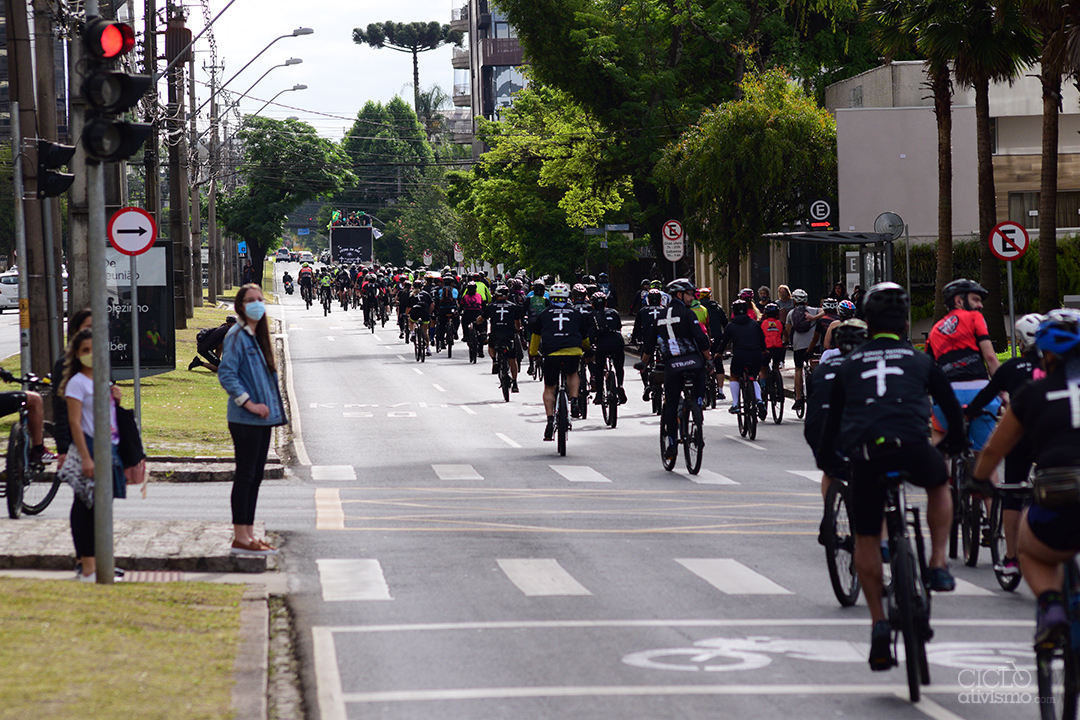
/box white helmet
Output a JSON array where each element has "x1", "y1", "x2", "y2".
[
  {"x1": 792, "y1": 289, "x2": 808, "y2": 304},
  {"x1": 549, "y1": 282, "x2": 571, "y2": 301},
  {"x1": 1015, "y1": 313, "x2": 1045, "y2": 350}
]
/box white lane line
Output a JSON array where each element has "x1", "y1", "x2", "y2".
[
  {"x1": 311, "y1": 465, "x2": 357, "y2": 482},
  {"x1": 312, "y1": 627, "x2": 347, "y2": 720},
  {"x1": 413, "y1": 368, "x2": 423, "y2": 375},
  {"x1": 948, "y1": 579, "x2": 995, "y2": 597},
  {"x1": 326, "y1": 336, "x2": 336, "y2": 341},
  {"x1": 461, "y1": 406, "x2": 477, "y2": 415},
  {"x1": 316, "y1": 559, "x2": 393, "y2": 601},
  {"x1": 674, "y1": 468, "x2": 739, "y2": 485},
  {"x1": 550, "y1": 465, "x2": 612, "y2": 483},
  {"x1": 496, "y1": 432, "x2": 521, "y2": 448},
  {"x1": 281, "y1": 306, "x2": 311, "y2": 466},
  {"x1": 372, "y1": 334, "x2": 381, "y2": 342},
  {"x1": 725, "y1": 435, "x2": 765, "y2": 451},
  {"x1": 315, "y1": 488, "x2": 344, "y2": 530},
  {"x1": 676, "y1": 558, "x2": 793, "y2": 595},
  {"x1": 496, "y1": 559, "x2": 592, "y2": 597},
  {"x1": 432, "y1": 464, "x2": 483, "y2": 481},
  {"x1": 397, "y1": 355, "x2": 406, "y2": 362},
  {"x1": 433, "y1": 384, "x2": 446, "y2": 392},
  {"x1": 910, "y1": 695, "x2": 968, "y2": 720},
  {"x1": 788, "y1": 470, "x2": 822, "y2": 483}
]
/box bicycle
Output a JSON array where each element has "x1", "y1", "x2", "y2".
[
  {"x1": 494, "y1": 340, "x2": 514, "y2": 402},
  {"x1": 823, "y1": 473, "x2": 860, "y2": 607},
  {"x1": 948, "y1": 450, "x2": 988, "y2": 567},
  {"x1": 1036, "y1": 555, "x2": 1080, "y2": 720},
  {"x1": 465, "y1": 321, "x2": 485, "y2": 364},
  {"x1": 736, "y1": 367, "x2": 758, "y2": 440},
  {"x1": 703, "y1": 372, "x2": 718, "y2": 411},
  {"x1": 2, "y1": 373, "x2": 59, "y2": 519},
  {"x1": 413, "y1": 322, "x2": 428, "y2": 363},
  {"x1": 554, "y1": 366, "x2": 571, "y2": 456},
  {"x1": 444, "y1": 314, "x2": 457, "y2": 359},
  {"x1": 661, "y1": 373, "x2": 704, "y2": 474},
  {"x1": 301, "y1": 282, "x2": 313, "y2": 310},
  {"x1": 765, "y1": 363, "x2": 785, "y2": 424},
  {"x1": 882, "y1": 469, "x2": 933, "y2": 703},
  {"x1": 577, "y1": 356, "x2": 590, "y2": 421},
  {"x1": 794, "y1": 362, "x2": 809, "y2": 419},
  {"x1": 988, "y1": 474, "x2": 1029, "y2": 592},
  {"x1": 598, "y1": 354, "x2": 619, "y2": 429},
  {"x1": 321, "y1": 286, "x2": 332, "y2": 316}
]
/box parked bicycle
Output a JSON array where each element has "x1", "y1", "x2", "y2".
[{"x1": 2, "y1": 372, "x2": 59, "y2": 519}]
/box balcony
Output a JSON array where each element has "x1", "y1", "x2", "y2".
[
  {"x1": 450, "y1": 3, "x2": 469, "y2": 32},
  {"x1": 451, "y1": 47, "x2": 470, "y2": 69},
  {"x1": 453, "y1": 83, "x2": 472, "y2": 107},
  {"x1": 481, "y1": 37, "x2": 523, "y2": 66}
]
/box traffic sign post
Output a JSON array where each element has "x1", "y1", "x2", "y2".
[
  {"x1": 662, "y1": 220, "x2": 685, "y2": 278},
  {"x1": 108, "y1": 207, "x2": 158, "y2": 426},
  {"x1": 422, "y1": 249, "x2": 433, "y2": 266},
  {"x1": 989, "y1": 221, "x2": 1030, "y2": 358},
  {"x1": 453, "y1": 242, "x2": 464, "y2": 263}
]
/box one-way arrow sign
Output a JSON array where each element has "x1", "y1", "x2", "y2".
[{"x1": 108, "y1": 207, "x2": 157, "y2": 255}]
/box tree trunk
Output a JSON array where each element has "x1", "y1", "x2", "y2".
[
  {"x1": 974, "y1": 74, "x2": 1006, "y2": 347},
  {"x1": 411, "y1": 47, "x2": 421, "y2": 117},
  {"x1": 932, "y1": 63, "x2": 953, "y2": 320},
  {"x1": 1039, "y1": 63, "x2": 1061, "y2": 312},
  {"x1": 726, "y1": 244, "x2": 740, "y2": 300}
]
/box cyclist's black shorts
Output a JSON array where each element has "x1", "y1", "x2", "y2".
[
  {"x1": 1026, "y1": 501, "x2": 1080, "y2": 553},
  {"x1": 490, "y1": 334, "x2": 522, "y2": 360},
  {"x1": 767, "y1": 347, "x2": 785, "y2": 370},
  {"x1": 793, "y1": 348, "x2": 809, "y2": 370},
  {"x1": 543, "y1": 355, "x2": 580, "y2": 387},
  {"x1": 409, "y1": 307, "x2": 431, "y2": 323},
  {"x1": 849, "y1": 441, "x2": 947, "y2": 536},
  {"x1": 0, "y1": 391, "x2": 27, "y2": 418},
  {"x1": 729, "y1": 351, "x2": 763, "y2": 378}
]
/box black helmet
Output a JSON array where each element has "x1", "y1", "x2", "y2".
[
  {"x1": 943, "y1": 278, "x2": 988, "y2": 308},
  {"x1": 590, "y1": 291, "x2": 607, "y2": 306},
  {"x1": 731, "y1": 299, "x2": 749, "y2": 316},
  {"x1": 667, "y1": 278, "x2": 696, "y2": 294},
  {"x1": 763, "y1": 302, "x2": 779, "y2": 318},
  {"x1": 862, "y1": 282, "x2": 909, "y2": 321},
  {"x1": 598, "y1": 272, "x2": 608, "y2": 282},
  {"x1": 646, "y1": 289, "x2": 663, "y2": 306},
  {"x1": 834, "y1": 319, "x2": 869, "y2": 355}
]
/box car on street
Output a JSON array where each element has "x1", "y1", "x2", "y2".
[
  {"x1": 298, "y1": 251, "x2": 315, "y2": 263},
  {"x1": 0, "y1": 268, "x2": 67, "y2": 313},
  {"x1": 274, "y1": 248, "x2": 291, "y2": 262}
]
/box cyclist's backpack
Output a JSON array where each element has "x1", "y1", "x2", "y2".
[
  {"x1": 196, "y1": 328, "x2": 210, "y2": 346},
  {"x1": 790, "y1": 305, "x2": 813, "y2": 334}
]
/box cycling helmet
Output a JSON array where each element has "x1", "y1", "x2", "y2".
[
  {"x1": 738, "y1": 288, "x2": 754, "y2": 301},
  {"x1": 731, "y1": 299, "x2": 749, "y2": 316},
  {"x1": 590, "y1": 291, "x2": 607, "y2": 306},
  {"x1": 532, "y1": 280, "x2": 545, "y2": 290},
  {"x1": 495, "y1": 285, "x2": 509, "y2": 297},
  {"x1": 583, "y1": 275, "x2": 596, "y2": 285},
  {"x1": 698, "y1": 287, "x2": 712, "y2": 299},
  {"x1": 572, "y1": 282, "x2": 587, "y2": 294},
  {"x1": 792, "y1": 289, "x2": 808, "y2": 305},
  {"x1": 646, "y1": 289, "x2": 663, "y2": 306},
  {"x1": 861, "y1": 282, "x2": 910, "y2": 321},
  {"x1": 650, "y1": 279, "x2": 663, "y2": 290},
  {"x1": 838, "y1": 299, "x2": 856, "y2": 319},
  {"x1": 598, "y1": 273, "x2": 608, "y2": 282},
  {"x1": 1015, "y1": 313, "x2": 1045, "y2": 350},
  {"x1": 833, "y1": 319, "x2": 869, "y2": 356},
  {"x1": 1036, "y1": 309, "x2": 1080, "y2": 358},
  {"x1": 943, "y1": 278, "x2": 988, "y2": 309},
  {"x1": 763, "y1": 302, "x2": 779, "y2": 318},
  {"x1": 667, "y1": 278, "x2": 696, "y2": 295},
  {"x1": 549, "y1": 282, "x2": 571, "y2": 301},
  {"x1": 412, "y1": 280, "x2": 423, "y2": 288},
  {"x1": 641, "y1": 279, "x2": 650, "y2": 289},
  {"x1": 510, "y1": 278, "x2": 523, "y2": 290},
  {"x1": 822, "y1": 297, "x2": 839, "y2": 312},
  {"x1": 466, "y1": 281, "x2": 477, "y2": 291}
]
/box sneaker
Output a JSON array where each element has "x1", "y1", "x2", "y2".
[
  {"x1": 928, "y1": 566, "x2": 956, "y2": 592},
  {"x1": 818, "y1": 516, "x2": 828, "y2": 547},
  {"x1": 571, "y1": 399, "x2": 581, "y2": 419},
  {"x1": 1036, "y1": 600, "x2": 1069, "y2": 648},
  {"x1": 399, "y1": 332, "x2": 404, "y2": 339},
  {"x1": 717, "y1": 390, "x2": 726, "y2": 401},
  {"x1": 996, "y1": 556, "x2": 1020, "y2": 577},
  {"x1": 663, "y1": 436, "x2": 678, "y2": 462},
  {"x1": 544, "y1": 419, "x2": 555, "y2": 441},
  {"x1": 78, "y1": 571, "x2": 97, "y2": 583},
  {"x1": 642, "y1": 387, "x2": 651, "y2": 402},
  {"x1": 188, "y1": 356, "x2": 201, "y2": 371},
  {"x1": 757, "y1": 401, "x2": 767, "y2": 420},
  {"x1": 492, "y1": 361, "x2": 499, "y2": 375},
  {"x1": 869, "y1": 620, "x2": 896, "y2": 671},
  {"x1": 511, "y1": 382, "x2": 519, "y2": 393},
  {"x1": 728, "y1": 405, "x2": 739, "y2": 415},
  {"x1": 617, "y1": 387, "x2": 627, "y2": 405},
  {"x1": 793, "y1": 398, "x2": 804, "y2": 413},
  {"x1": 29, "y1": 445, "x2": 56, "y2": 465},
  {"x1": 981, "y1": 528, "x2": 994, "y2": 548},
  {"x1": 593, "y1": 393, "x2": 603, "y2": 405},
  {"x1": 426, "y1": 349, "x2": 431, "y2": 356}
]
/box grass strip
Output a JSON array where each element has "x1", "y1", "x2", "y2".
[{"x1": 0, "y1": 578, "x2": 245, "y2": 720}]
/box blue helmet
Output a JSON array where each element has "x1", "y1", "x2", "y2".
[{"x1": 1036, "y1": 309, "x2": 1080, "y2": 358}]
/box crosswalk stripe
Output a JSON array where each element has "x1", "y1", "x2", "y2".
[
  {"x1": 315, "y1": 488, "x2": 345, "y2": 530},
  {"x1": 461, "y1": 406, "x2": 477, "y2": 415},
  {"x1": 497, "y1": 559, "x2": 592, "y2": 596},
  {"x1": 949, "y1": 578, "x2": 995, "y2": 597},
  {"x1": 674, "y1": 468, "x2": 740, "y2": 485},
  {"x1": 788, "y1": 470, "x2": 822, "y2": 483},
  {"x1": 495, "y1": 433, "x2": 521, "y2": 448},
  {"x1": 550, "y1": 465, "x2": 612, "y2": 483},
  {"x1": 676, "y1": 558, "x2": 793, "y2": 595},
  {"x1": 725, "y1": 435, "x2": 765, "y2": 451},
  {"x1": 317, "y1": 559, "x2": 393, "y2": 601},
  {"x1": 432, "y1": 464, "x2": 484, "y2": 481},
  {"x1": 311, "y1": 465, "x2": 357, "y2": 481}
]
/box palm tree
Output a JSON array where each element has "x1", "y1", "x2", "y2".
[
  {"x1": 865, "y1": 0, "x2": 956, "y2": 318},
  {"x1": 353, "y1": 22, "x2": 464, "y2": 116}
]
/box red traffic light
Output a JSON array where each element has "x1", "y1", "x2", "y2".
[{"x1": 84, "y1": 18, "x2": 136, "y2": 60}]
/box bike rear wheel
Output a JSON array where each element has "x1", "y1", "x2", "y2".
[
  {"x1": 989, "y1": 496, "x2": 1021, "y2": 592},
  {"x1": 682, "y1": 400, "x2": 703, "y2": 475},
  {"x1": 743, "y1": 378, "x2": 757, "y2": 440},
  {"x1": 824, "y1": 481, "x2": 860, "y2": 606},
  {"x1": 603, "y1": 368, "x2": 618, "y2": 428},
  {"x1": 948, "y1": 455, "x2": 965, "y2": 560},
  {"x1": 500, "y1": 359, "x2": 511, "y2": 403},
  {"x1": 961, "y1": 489, "x2": 983, "y2": 568},
  {"x1": 19, "y1": 422, "x2": 59, "y2": 515},
  {"x1": 770, "y1": 371, "x2": 784, "y2": 424},
  {"x1": 5, "y1": 425, "x2": 24, "y2": 519},
  {"x1": 556, "y1": 389, "x2": 568, "y2": 456},
  {"x1": 891, "y1": 540, "x2": 927, "y2": 702}
]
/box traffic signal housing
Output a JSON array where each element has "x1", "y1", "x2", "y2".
[
  {"x1": 82, "y1": 18, "x2": 152, "y2": 163},
  {"x1": 37, "y1": 141, "x2": 76, "y2": 198}
]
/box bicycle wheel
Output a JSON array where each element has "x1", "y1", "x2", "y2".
[
  {"x1": 770, "y1": 371, "x2": 784, "y2": 424},
  {"x1": 447, "y1": 331, "x2": 453, "y2": 359},
  {"x1": 556, "y1": 390, "x2": 568, "y2": 457},
  {"x1": 500, "y1": 361, "x2": 511, "y2": 403},
  {"x1": 824, "y1": 481, "x2": 860, "y2": 607},
  {"x1": 467, "y1": 332, "x2": 476, "y2": 363},
  {"x1": 988, "y1": 496, "x2": 1021, "y2": 592},
  {"x1": 579, "y1": 378, "x2": 589, "y2": 420},
  {"x1": 795, "y1": 373, "x2": 806, "y2": 419},
  {"x1": 961, "y1": 489, "x2": 983, "y2": 568},
  {"x1": 744, "y1": 381, "x2": 757, "y2": 441},
  {"x1": 603, "y1": 369, "x2": 617, "y2": 428},
  {"x1": 651, "y1": 383, "x2": 663, "y2": 416},
  {"x1": 420, "y1": 335, "x2": 427, "y2": 363},
  {"x1": 20, "y1": 422, "x2": 59, "y2": 515},
  {"x1": 660, "y1": 409, "x2": 677, "y2": 472},
  {"x1": 6, "y1": 425, "x2": 25, "y2": 519},
  {"x1": 683, "y1": 401, "x2": 703, "y2": 475},
  {"x1": 891, "y1": 540, "x2": 925, "y2": 703},
  {"x1": 948, "y1": 456, "x2": 965, "y2": 560}
]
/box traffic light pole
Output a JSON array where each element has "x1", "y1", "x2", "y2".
[{"x1": 10, "y1": 105, "x2": 31, "y2": 373}]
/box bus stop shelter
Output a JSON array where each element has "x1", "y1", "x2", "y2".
[{"x1": 764, "y1": 231, "x2": 896, "y2": 293}]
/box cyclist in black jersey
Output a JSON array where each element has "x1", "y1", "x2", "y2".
[
  {"x1": 698, "y1": 288, "x2": 728, "y2": 401},
  {"x1": 528, "y1": 283, "x2": 592, "y2": 439},
  {"x1": 587, "y1": 291, "x2": 627, "y2": 405},
  {"x1": 972, "y1": 309, "x2": 1080, "y2": 648},
  {"x1": 817, "y1": 282, "x2": 968, "y2": 672},
  {"x1": 632, "y1": 290, "x2": 666, "y2": 400},
  {"x1": 717, "y1": 299, "x2": 767, "y2": 417},
  {"x1": 480, "y1": 286, "x2": 522, "y2": 390}
]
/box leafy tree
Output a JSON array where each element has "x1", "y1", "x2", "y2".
[
  {"x1": 385, "y1": 167, "x2": 462, "y2": 268},
  {"x1": 352, "y1": 21, "x2": 464, "y2": 115},
  {"x1": 656, "y1": 68, "x2": 837, "y2": 282},
  {"x1": 219, "y1": 117, "x2": 355, "y2": 273}
]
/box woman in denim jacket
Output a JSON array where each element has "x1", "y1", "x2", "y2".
[{"x1": 218, "y1": 284, "x2": 287, "y2": 555}]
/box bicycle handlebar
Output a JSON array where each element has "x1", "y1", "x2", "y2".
[{"x1": 0, "y1": 369, "x2": 52, "y2": 392}]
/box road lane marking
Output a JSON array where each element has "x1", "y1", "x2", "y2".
[
  {"x1": 388, "y1": 402, "x2": 410, "y2": 408},
  {"x1": 315, "y1": 488, "x2": 344, "y2": 530},
  {"x1": 550, "y1": 465, "x2": 612, "y2": 483},
  {"x1": 342, "y1": 412, "x2": 373, "y2": 418},
  {"x1": 316, "y1": 559, "x2": 392, "y2": 601},
  {"x1": 496, "y1": 432, "x2": 521, "y2": 448},
  {"x1": 281, "y1": 307, "x2": 311, "y2": 465},
  {"x1": 372, "y1": 334, "x2": 381, "y2": 342},
  {"x1": 496, "y1": 559, "x2": 592, "y2": 596},
  {"x1": 397, "y1": 355, "x2": 406, "y2": 361},
  {"x1": 788, "y1": 470, "x2": 822, "y2": 483},
  {"x1": 433, "y1": 384, "x2": 446, "y2": 392},
  {"x1": 948, "y1": 579, "x2": 994, "y2": 597},
  {"x1": 311, "y1": 466, "x2": 357, "y2": 482},
  {"x1": 461, "y1": 406, "x2": 477, "y2": 415},
  {"x1": 674, "y1": 468, "x2": 739, "y2": 485},
  {"x1": 676, "y1": 558, "x2": 793, "y2": 595},
  {"x1": 725, "y1": 435, "x2": 765, "y2": 451},
  {"x1": 326, "y1": 337, "x2": 336, "y2": 341},
  {"x1": 432, "y1": 464, "x2": 483, "y2": 481},
  {"x1": 387, "y1": 411, "x2": 417, "y2": 418},
  {"x1": 413, "y1": 368, "x2": 423, "y2": 375}
]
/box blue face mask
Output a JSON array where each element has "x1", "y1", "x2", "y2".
[{"x1": 245, "y1": 300, "x2": 266, "y2": 322}]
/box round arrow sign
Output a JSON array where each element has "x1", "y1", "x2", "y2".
[{"x1": 108, "y1": 207, "x2": 157, "y2": 256}]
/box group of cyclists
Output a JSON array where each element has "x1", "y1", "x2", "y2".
[{"x1": 284, "y1": 263, "x2": 391, "y2": 323}]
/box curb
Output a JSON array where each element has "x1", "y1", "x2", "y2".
[
  {"x1": 147, "y1": 461, "x2": 285, "y2": 483},
  {"x1": 234, "y1": 584, "x2": 270, "y2": 720}
]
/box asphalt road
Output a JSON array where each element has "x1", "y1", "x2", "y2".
[
  {"x1": 265, "y1": 266, "x2": 1036, "y2": 720},
  {"x1": 0, "y1": 310, "x2": 24, "y2": 362}
]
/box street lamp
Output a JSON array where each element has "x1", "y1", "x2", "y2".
[
  {"x1": 239, "y1": 57, "x2": 302, "y2": 100},
  {"x1": 254, "y1": 84, "x2": 307, "y2": 117}
]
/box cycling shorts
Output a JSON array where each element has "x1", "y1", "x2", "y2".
[
  {"x1": 0, "y1": 391, "x2": 27, "y2": 418},
  {"x1": 490, "y1": 335, "x2": 522, "y2": 360},
  {"x1": 767, "y1": 347, "x2": 785, "y2": 370},
  {"x1": 1026, "y1": 502, "x2": 1080, "y2": 553},
  {"x1": 409, "y1": 307, "x2": 431, "y2": 323},
  {"x1": 849, "y1": 441, "x2": 947, "y2": 536},
  {"x1": 543, "y1": 355, "x2": 580, "y2": 387},
  {"x1": 729, "y1": 352, "x2": 763, "y2": 379},
  {"x1": 793, "y1": 348, "x2": 809, "y2": 370},
  {"x1": 931, "y1": 382, "x2": 1000, "y2": 451}
]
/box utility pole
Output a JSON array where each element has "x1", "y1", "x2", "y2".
[
  {"x1": 143, "y1": 0, "x2": 161, "y2": 228},
  {"x1": 207, "y1": 62, "x2": 221, "y2": 304},
  {"x1": 166, "y1": 5, "x2": 188, "y2": 328},
  {"x1": 189, "y1": 53, "x2": 202, "y2": 308},
  {"x1": 34, "y1": 0, "x2": 63, "y2": 363}
]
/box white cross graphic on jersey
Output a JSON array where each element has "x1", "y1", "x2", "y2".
[
  {"x1": 657, "y1": 311, "x2": 680, "y2": 339},
  {"x1": 495, "y1": 305, "x2": 511, "y2": 322},
  {"x1": 861, "y1": 358, "x2": 903, "y2": 397},
  {"x1": 1047, "y1": 382, "x2": 1080, "y2": 428},
  {"x1": 553, "y1": 311, "x2": 571, "y2": 331}
]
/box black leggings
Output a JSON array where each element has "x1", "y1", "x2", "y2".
[
  {"x1": 71, "y1": 497, "x2": 94, "y2": 558},
  {"x1": 593, "y1": 344, "x2": 625, "y2": 386},
  {"x1": 229, "y1": 423, "x2": 272, "y2": 525}
]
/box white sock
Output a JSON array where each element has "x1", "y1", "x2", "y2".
[
  {"x1": 755, "y1": 382, "x2": 763, "y2": 401},
  {"x1": 730, "y1": 380, "x2": 740, "y2": 405}
]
